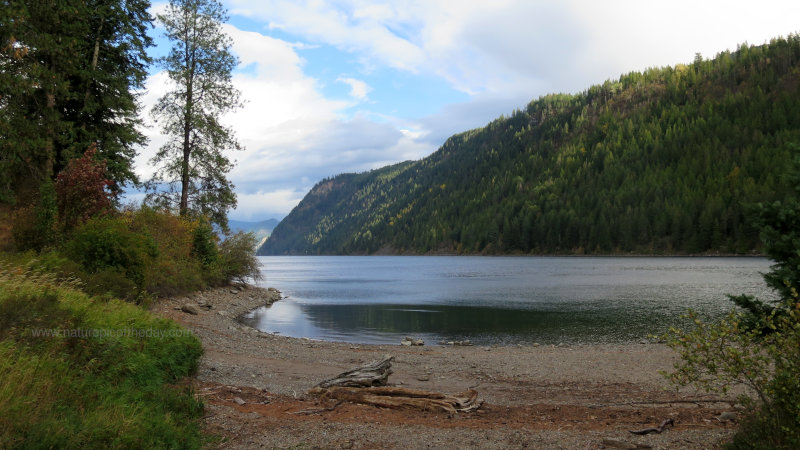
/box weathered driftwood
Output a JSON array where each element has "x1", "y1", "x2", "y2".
[
  {"x1": 309, "y1": 356, "x2": 483, "y2": 413},
  {"x1": 629, "y1": 418, "x2": 675, "y2": 435},
  {"x1": 310, "y1": 386, "x2": 483, "y2": 414},
  {"x1": 315, "y1": 356, "x2": 394, "y2": 388}
]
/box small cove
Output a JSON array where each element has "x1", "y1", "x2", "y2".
[{"x1": 240, "y1": 256, "x2": 773, "y2": 346}]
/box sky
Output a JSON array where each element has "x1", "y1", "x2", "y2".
[{"x1": 131, "y1": 0, "x2": 800, "y2": 222}]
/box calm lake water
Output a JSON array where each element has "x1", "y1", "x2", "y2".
[{"x1": 241, "y1": 256, "x2": 774, "y2": 346}]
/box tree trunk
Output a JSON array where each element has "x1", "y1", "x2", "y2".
[{"x1": 180, "y1": 39, "x2": 194, "y2": 216}]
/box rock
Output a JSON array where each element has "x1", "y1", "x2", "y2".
[
  {"x1": 230, "y1": 289, "x2": 239, "y2": 294},
  {"x1": 218, "y1": 310, "x2": 228, "y2": 316},
  {"x1": 401, "y1": 337, "x2": 424, "y2": 346},
  {"x1": 233, "y1": 396, "x2": 246, "y2": 405},
  {"x1": 416, "y1": 375, "x2": 430, "y2": 381},
  {"x1": 181, "y1": 303, "x2": 200, "y2": 315},
  {"x1": 718, "y1": 411, "x2": 737, "y2": 421}
]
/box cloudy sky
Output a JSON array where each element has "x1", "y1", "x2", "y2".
[{"x1": 132, "y1": 0, "x2": 800, "y2": 221}]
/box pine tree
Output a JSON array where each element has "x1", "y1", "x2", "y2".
[
  {"x1": 0, "y1": 0, "x2": 152, "y2": 201},
  {"x1": 146, "y1": 0, "x2": 242, "y2": 229}
]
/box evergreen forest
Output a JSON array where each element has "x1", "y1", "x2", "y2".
[{"x1": 261, "y1": 36, "x2": 800, "y2": 255}]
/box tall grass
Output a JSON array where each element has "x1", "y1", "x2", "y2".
[{"x1": 0, "y1": 262, "x2": 204, "y2": 448}]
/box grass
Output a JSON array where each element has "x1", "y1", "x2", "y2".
[{"x1": 0, "y1": 261, "x2": 204, "y2": 448}]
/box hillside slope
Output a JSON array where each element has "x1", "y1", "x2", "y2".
[{"x1": 260, "y1": 36, "x2": 800, "y2": 255}]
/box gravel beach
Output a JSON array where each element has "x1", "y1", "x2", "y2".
[{"x1": 151, "y1": 285, "x2": 740, "y2": 449}]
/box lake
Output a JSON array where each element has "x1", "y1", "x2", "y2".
[{"x1": 241, "y1": 256, "x2": 774, "y2": 346}]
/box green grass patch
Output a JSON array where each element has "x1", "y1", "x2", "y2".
[{"x1": 0, "y1": 263, "x2": 204, "y2": 448}]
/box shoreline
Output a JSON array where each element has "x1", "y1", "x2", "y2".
[{"x1": 151, "y1": 285, "x2": 739, "y2": 449}]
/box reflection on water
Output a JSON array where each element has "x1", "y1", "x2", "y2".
[{"x1": 240, "y1": 256, "x2": 773, "y2": 345}]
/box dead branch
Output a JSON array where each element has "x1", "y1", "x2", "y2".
[{"x1": 629, "y1": 418, "x2": 675, "y2": 435}]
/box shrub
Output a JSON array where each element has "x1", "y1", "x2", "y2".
[
  {"x1": 216, "y1": 231, "x2": 262, "y2": 284},
  {"x1": 127, "y1": 207, "x2": 207, "y2": 297},
  {"x1": 55, "y1": 143, "x2": 114, "y2": 231},
  {"x1": 62, "y1": 216, "x2": 157, "y2": 302},
  {"x1": 11, "y1": 180, "x2": 57, "y2": 252}
]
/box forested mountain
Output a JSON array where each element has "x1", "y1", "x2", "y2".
[{"x1": 260, "y1": 36, "x2": 800, "y2": 256}]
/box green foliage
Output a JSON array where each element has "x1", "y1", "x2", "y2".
[
  {"x1": 126, "y1": 207, "x2": 207, "y2": 297},
  {"x1": 665, "y1": 306, "x2": 800, "y2": 449},
  {"x1": 263, "y1": 35, "x2": 800, "y2": 256},
  {"x1": 0, "y1": 262, "x2": 203, "y2": 448},
  {"x1": 11, "y1": 180, "x2": 57, "y2": 252},
  {"x1": 62, "y1": 216, "x2": 157, "y2": 302},
  {"x1": 41, "y1": 208, "x2": 262, "y2": 299},
  {"x1": 146, "y1": 0, "x2": 242, "y2": 229},
  {"x1": 0, "y1": 0, "x2": 152, "y2": 200},
  {"x1": 192, "y1": 219, "x2": 219, "y2": 268},
  {"x1": 664, "y1": 147, "x2": 800, "y2": 448},
  {"x1": 216, "y1": 231, "x2": 262, "y2": 284}
]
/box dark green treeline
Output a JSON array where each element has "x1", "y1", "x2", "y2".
[{"x1": 261, "y1": 36, "x2": 800, "y2": 255}]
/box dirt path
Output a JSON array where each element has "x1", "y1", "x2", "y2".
[{"x1": 152, "y1": 285, "x2": 739, "y2": 449}]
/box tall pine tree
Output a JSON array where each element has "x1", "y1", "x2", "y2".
[{"x1": 146, "y1": 0, "x2": 242, "y2": 229}]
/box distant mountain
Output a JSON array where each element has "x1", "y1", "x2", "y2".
[
  {"x1": 260, "y1": 36, "x2": 800, "y2": 256},
  {"x1": 229, "y1": 219, "x2": 279, "y2": 248}
]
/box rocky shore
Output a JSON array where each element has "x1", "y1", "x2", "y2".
[{"x1": 151, "y1": 285, "x2": 740, "y2": 449}]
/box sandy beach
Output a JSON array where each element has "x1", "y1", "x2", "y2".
[{"x1": 151, "y1": 285, "x2": 740, "y2": 449}]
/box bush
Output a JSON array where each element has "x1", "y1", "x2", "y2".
[
  {"x1": 127, "y1": 207, "x2": 207, "y2": 297},
  {"x1": 55, "y1": 143, "x2": 114, "y2": 232},
  {"x1": 11, "y1": 180, "x2": 57, "y2": 252},
  {"x1": 216, "y1": 231, "x2": 262, "y2": 284},
  {"x1": 62, "y1": 216, "x2": 157, "y2": 302}
]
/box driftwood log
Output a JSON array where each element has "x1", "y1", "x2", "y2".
[
  {"x1": 315, "y1": 356, "x2": 394, "y2": 388},
  {"x1": 310, "y1": 386, "x2": 483, "y2": 414},
  {"x1": 308, "y1": 356, "x2": 483, "y2": 414}
]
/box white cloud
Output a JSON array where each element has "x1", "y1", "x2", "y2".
[
  {"x1": 336, "y1": 77, "x2": 372, "y2": 100},
  {"x1": 226, "y1": 0, "x2": 800, "y2": 97},
  {"x1": 231, "y1": 189, "x2": 307, "y2": 221},
  {"x1": 134, "y1": 19, "x2": 434, "y2": 220}
]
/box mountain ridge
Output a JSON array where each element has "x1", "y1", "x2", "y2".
[{"x1": 260, "y1": 36, "x2": 800, "y2": 256}]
